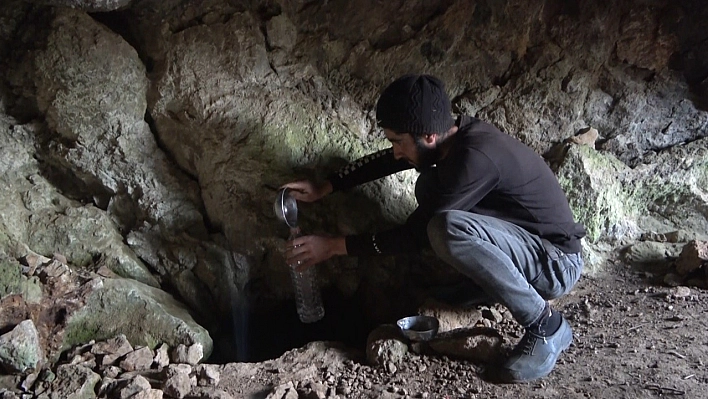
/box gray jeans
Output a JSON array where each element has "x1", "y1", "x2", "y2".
[{"x1": 427, "y1": 210, "x2": 583, "y2": 327}]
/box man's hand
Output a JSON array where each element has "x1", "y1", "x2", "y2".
[
  {"x1": 281, "y1": 180, "x2": 333, "y2": 203},
  {"x1": 286, "y1": 235, "x2": 346, "y2": 272}
]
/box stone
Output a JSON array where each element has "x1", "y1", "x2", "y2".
[
  {"x1": 428, "y1": 327, "x2": 503, "y2": 363},
  {"x1": 91, "y1": 335, "x2": 133, "y2": 357},
  {"x1": 52, "y1": 253, "x2": 68, "y2": 265},
  {"x1": 117, "y1": 375, "x2": 152, "y2": 399},
  {"x1": 165, "y1": 364, "x2": 192, "y2": 378},
  {"x1": 642, "y1": 230, "x2": 695, "y2": 244},
  {"x1": 188, "y1": 387, "x2": 233, "y2": 399},
  {"x1": 302, "y1": 381, "x2": 327, "y2": 399},
  {"x1": 0, "y1": 320, "x2": 44, "y2": 373},
  {"x1": 63, "y1": 278, "x2": 213, "y2": 362},
  {"x1": 481, "y1": 307, "x2": 504, "y2": 324},
  {"x1": 664, "y1": 230, "x2": 695, "y2": 244},
  {"x1": 69, "y1": 353, "x2": 96, "y2": 370},
  {"x1": 20, "y1": 372, "x2": 38, "y2": 393},
  {"x1": 21, "y1": 253, "x2": 50, "y2": 275},
  {"x1": 266, "y1": 382, "x2": 298, "y2": 399},
  {"x1": 119, "y1": 347, "x2": 154, "y2": 372},
  {"x1": 195, "y1": 364, "x2": 220, "y2": 387},
  {"x1": 566, "y1": 127, "x2": 599, "y2": 146},
  {"x1": 675, "y1": 241, "x2": 708, "y2": 275},
  {"x1": 96, "y1": 376, "x2": 118, "y2": 398},
  {"x1": 102, "y1": 353, "x2": 127, "y2": 368},
  {"x1": 624, "y1": 241, "x2": 685, "y2": 268},
  {"x1": 163, "y1": 373, "x2": 193, "y2": 399},
  {"x1": 671, "y1": 286, "x2": 692, "y2": 298},
  {"x1": 49, "y1": 364, "x2": 101, "y2": 399},
  {"x1": 0, "y1": 5, "x2": 707, "y2": 399},
  {"x1": 663, "y1": 273, "x2": 684, "y2": 287},
  {"x1": 418, "y1": 300, "x2": 483, "y2": 332},
  {"x1": 1, "y1": 256, "x2": 27, "y2": 298},
  {"x1": 170, "y1": 343, "x2": 203, "y2": 366},
  {"x1": 41, "y1": 260, "x2": 71, "y2": 279},
  {"x1": 132, "y1": 390, "x2": 163, "y2": 399},
  {"x1": 557, "y1": 140, "x2": 708, "y2": 274},
  {"x1": 153, "y1": 344, "x2": 170, "y2": 369},
  {"x1": 366, "y1": 325, "x2": 408, "y2": 366},
  {"x1": 103, "y1": 366, "x2": 121, "y2": 379},
  {"x1": 0, "y1": 256, "x2": 42, "y2": 306}
]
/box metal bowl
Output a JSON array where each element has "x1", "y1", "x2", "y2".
[
  {"x1": 397, "y1": 315, "x2": 439, "y2": 342},
  {"x1": 274, "y1": 188, "x2": 298, "y2": 228}
]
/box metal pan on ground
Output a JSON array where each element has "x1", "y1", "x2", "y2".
[{"x1": 397, "y1": 315, "x2": 439, "y2": 342}]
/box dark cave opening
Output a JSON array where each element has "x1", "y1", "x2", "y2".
[{"x1": 208, "y1": 287, "x2": 378, "y2": 363}]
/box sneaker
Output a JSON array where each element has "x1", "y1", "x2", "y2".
[{"x1": 498, "y1": 315, "x2": 573, "y2": 383}]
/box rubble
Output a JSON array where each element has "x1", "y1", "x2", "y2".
[{"x1": 0, "y1": 335, "x2": 225, "y2": 399}]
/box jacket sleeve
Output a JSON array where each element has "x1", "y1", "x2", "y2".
[
  {"x1": 327, "y1": 148, "x2": 412, "y2": 192},
  {"x1": 326, "y1": 148, "x2": 422, "y2": 256},
  {"x1": 345, "y1": 206, "x2": 431, "y2": 256},
  {"x1": 342, "y1": 148, "x2": 500, "y2": 256}
]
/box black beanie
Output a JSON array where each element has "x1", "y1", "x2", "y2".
[{"x1": 376, "y1": 74, "x2": 454, "y2": 136}]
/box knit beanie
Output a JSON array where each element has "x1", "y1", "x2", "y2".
[{"x1": 376, "y1": 74, "x2": 454, "y2": 136}]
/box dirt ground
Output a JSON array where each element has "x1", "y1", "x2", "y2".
[{"x1": 215, "y1": 258, "x2": 708, "y2": 399}]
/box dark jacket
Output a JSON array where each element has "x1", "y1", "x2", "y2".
[{"x1": 329, "y1": 115, "x2": 586, "y2": 255}]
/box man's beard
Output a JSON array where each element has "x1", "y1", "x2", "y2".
[{"x1": 414, "y1": 138, "x2": 441, "y2": 172}]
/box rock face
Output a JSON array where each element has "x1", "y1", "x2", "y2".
[
  {"x1": 0, "y1": 0, "x2": 707, "y2": 369},
  {"x1": 30, "y1": 0, "x2": 134, "y2": 12},
  {"x1": 557, "y1": 140, "x2": 708, "y2": 243}
]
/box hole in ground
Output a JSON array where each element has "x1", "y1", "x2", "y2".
[{"x1": 208, "y1": 288, "x2": 378, "y2": 363}]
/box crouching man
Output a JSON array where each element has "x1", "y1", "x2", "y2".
[{"x1": 282, "y1": 74, "x2": 586, "y2": 382}]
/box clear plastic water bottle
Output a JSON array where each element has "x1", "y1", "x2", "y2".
[{"x1": 288, "y1": 227, "x2": 325, "y2": 323}]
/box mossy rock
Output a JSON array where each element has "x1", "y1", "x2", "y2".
[
  {"x1": 558, "y1": 145, "x2": 641, "y2": 243},
  {"x1": 0, "y1": 255, "x2": 23, "y2": 298},
  {"x1": 62, "y1": 277, "x2": 212, "y2": 362}
]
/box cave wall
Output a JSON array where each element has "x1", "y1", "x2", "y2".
[{"x1": 0, "y1": 0, "x2": 707, "y2": 360}]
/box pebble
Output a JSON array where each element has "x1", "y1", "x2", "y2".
[{"x1": 672, "y1": 286, "x2": 691, "y2": 298}]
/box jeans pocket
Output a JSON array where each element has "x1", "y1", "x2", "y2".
[
  {"x1": 541, "y1": 239, "x2": 564, "y2": 262},
  {"x1": 563, "y1": 253, "x2": 584, "y2": 289},
  {"x1": 532, "y1": 250, "x2": 583, "y2": 300}
]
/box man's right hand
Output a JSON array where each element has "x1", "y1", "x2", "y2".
[
  {"x1": 286, "y1": 234, "x2": 347, "y2": 272},
  {"x1": 281, "y1": 180, "x2": 333, "y2": 203}
]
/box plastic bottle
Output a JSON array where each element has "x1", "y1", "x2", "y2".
[{"x1": 288, "y1": 227, "x2": 325, "y2": 323}]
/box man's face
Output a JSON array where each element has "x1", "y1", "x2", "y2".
[{"x1": 384, "y1": 129, "x2": 439, "y2": 172}]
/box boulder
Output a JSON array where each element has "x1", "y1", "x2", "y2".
[
  {"x1": 63, "y1": 278, "x2": 213, "y2": 361},
  {"x1": 0, "y1": 320, "x2": 45, "y2": 373}
]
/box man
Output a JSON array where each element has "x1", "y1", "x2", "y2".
[{"x1": 283, "y1": 74, "x2": 585, "y2": 382}]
